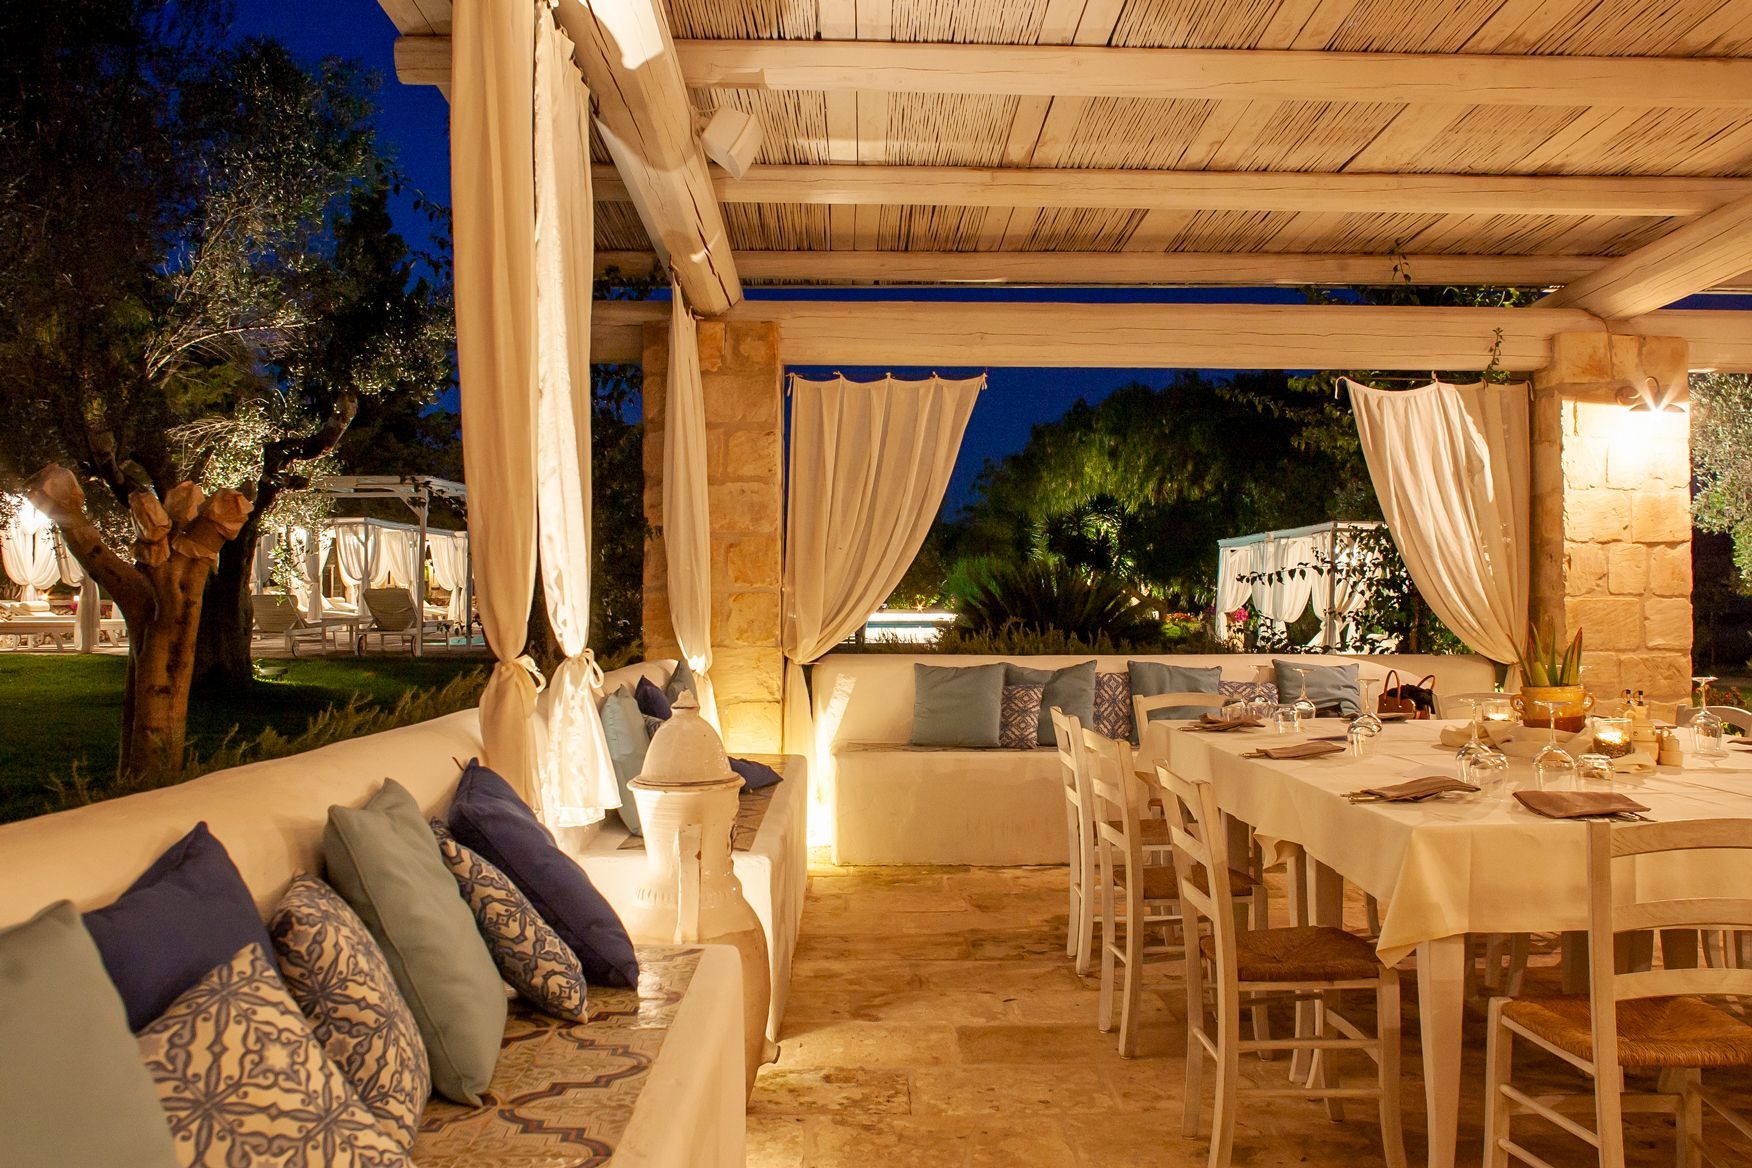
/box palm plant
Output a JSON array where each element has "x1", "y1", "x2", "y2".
[
  {"x1": 1515, "y1": 620, "x2": 1584, "y2": 687},
  {"x1": 954, "y1": 560, "x2": 1165, "y2": 649}
]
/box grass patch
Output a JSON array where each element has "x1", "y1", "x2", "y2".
[{"x1": 0, "y1": 655, "x2": 486, "y2": 823}]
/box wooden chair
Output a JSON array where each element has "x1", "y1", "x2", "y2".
[
  {"x1": 1083, "y1": 727, "x2": 1186, "y2": 1057},
  {"x1": 1483, "y1": 819, "x2": 1752, "y2": 1168},
  {"x1": 251, "y1": 594, "x2": 328, "y2": 656},
  {"x1": 1157, "y1": 762, "x2": 1406, "y2": 1168},
  {"x1": 1676, "y1": 704, "x2": 1752, "y2": 734},
  {"x1": 357, "y1": 587, "x2": 447, "y2": 655},
  {"x1": 1050, "y1": 708, "x2": 1098, "y2": 974}
]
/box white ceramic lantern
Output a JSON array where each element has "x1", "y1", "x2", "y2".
[{"x1": 628, "y1": 692, "x2": 776, "y2": 1092}]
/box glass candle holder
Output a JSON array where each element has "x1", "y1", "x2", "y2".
[
  {"x1": 1592, "y1": 716, "x2": 1634, "y2": 759},
  {"x1": 1577, "y1": 752, "x2": 1616, "y2": 791}
]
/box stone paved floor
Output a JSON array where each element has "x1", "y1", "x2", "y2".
[{"x1": 747, "y1": 863, "x2": 1743, "y2": 1167}]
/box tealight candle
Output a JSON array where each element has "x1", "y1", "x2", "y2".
[{"x1": 1593, "y1": 716, "x2": 1633, "y2": 759}]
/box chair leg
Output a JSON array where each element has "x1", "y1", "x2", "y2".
[
  {"x1": 1075, "y1": 823, "x2": 1098, "y2": 977},
  {"x1": 1065, "y1": 808, "x2": 1081, "y2": 960},
  {"x1": 1483, "y1": 998, "x2": 1514, "y2": 1168},
  {"x1": 1183, "y1": 950, "x2": 1207, "y2": 1138},
  {"x1": 1312, "y1": 993, "x2": 1344, "y2": 1122},
  {"x1": 1118, "y1": 907, "x2": 1144, "y2": 1057},
  {"x1": 1595, "y1": 1059, "x2": 1628, "y2": 1168},
  {"x1": 1666, "y1": 1068, "x2": 1703, "y2": 1168},
  {"x1": 1376, "y1": 973, "x2": 1406, "y2": 1168},
  {"x1": 1209, "y1": 980, "x2": 1241, "y2": 1168},
  {"x1": 1097, "y1": 861, "x2": 1117, "y2": 1033}
]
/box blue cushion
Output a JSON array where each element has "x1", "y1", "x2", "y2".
[
  {"x1": 448, "y1": 760, "x2": 640, "y2": 987},
  {"x1": 1273, "y1": 659, "x2": 1362, "y2": 716},
  {"x1": 1006, "y1": 660, "x2": 1096, "y2": 746},
  {"x1": 664, "y1": 657, "x2": 697, "y2": 704},
  {"x1": 599, "y1": 685, "x2": 649, "y2": 836},
  {"x1": 729, "y1": 757, "x2": 784, "y2": 790},
  {"x1": 83, "y1": 822, "x2": 274, "y2": 1031},
  {"x1": 1128, "y1": 661, "x2": 1223, "y2": 728},
  {"x1": 634, "y1": 674, "x2": 673, "y2": 721},
  {"x1": 910, "y1": 662, "x2": 1007, "y2": 747}
]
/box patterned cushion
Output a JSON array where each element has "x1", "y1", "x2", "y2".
[
  {"x1": 269, "y1": 875, "x2": 430, "y2": 1149},
  {"x1": 642, "y1": 713, "x2": 667, "y2": 740},
  {"x1": 1094, "y1": 671, "x2": 1133, "y2": 742},
  {"x1": 138, "y1": 944, "x2": 413, "y2": 1168},
  {"x1": 1220, "y1": 679, "x2": 1278, "y2": 705},
  {"x1": 1000, "y1": 683, "x2": 1046, "y2": 749},
  {"x1": 431, "y1": 821, "x2": 589, "y2": 1023}
]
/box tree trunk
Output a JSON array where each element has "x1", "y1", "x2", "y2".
[
  {"x1": 124, "y1": 560, "x2": 208, "y2": 778},
  {"x1": 193, "y1": 517, "x2": 260, "y2": 689}
]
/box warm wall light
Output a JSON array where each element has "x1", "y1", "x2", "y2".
[{"x1": 1614, "y1": 375, "x2": 1687, "y2": 413}]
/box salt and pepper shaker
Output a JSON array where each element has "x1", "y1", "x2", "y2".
[{"x1": 1657, "y1": 727, "x2": 1686, "y2": 768}]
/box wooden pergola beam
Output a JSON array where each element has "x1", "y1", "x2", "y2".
[
  {"x1": 551, "y1": 4, "x2": 742, "y2": 314},
  {"x1": 397, "y1": 36, "x2": 1752, "y2": 109},
  {"x1": 588, "y1": 299, "x2": 1752, "y2": 371},
  {"x1": 1538, "y1": 192, "x2": 1752, "y2": 316},
  {"x1": 592, "y1": 164, "x2": 1750, "y2": 219},
  {"x1": 674, "y1": 40, "x2": 1752, "y2": 109},
  {"x1": 596, "y1": 249, "x2": 1607, "y2": 288}
]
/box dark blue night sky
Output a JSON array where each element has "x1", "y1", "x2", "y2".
[{"x1": 230, "y1": 0, "x2": 1750, "y2": 512}]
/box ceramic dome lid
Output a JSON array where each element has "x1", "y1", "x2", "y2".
[{"x1": 637, "y1": 692, "x2": 737, "y2": 787}]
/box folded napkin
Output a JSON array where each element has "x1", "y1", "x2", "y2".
[
  {"x1": 1513, "y1": 790, "x2": 1651, "y2": 820},
  {"x1": 1345, "y1": 775, "x2": 1479, "y2": 803},
  {"x1": 1244, "y1": 741, "x2": 1345, "y2": 761},
  {"x1": 1437, "y1": 722, "x2": 1516, "y2": 749},
  {"x1": 1183, "y1": 715, "x2": 1262, "y2": 733}
]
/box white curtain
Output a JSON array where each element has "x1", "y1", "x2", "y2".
[
  {"x1": 781, "y1": 373, "x2": 984, "y2": 753},
  {"x1": 1253, "y1": 534, "x2": 1318, "y2": 632},
  {"x1": 1307, "y1": 527, "x2": 1376, "y2": 647},
  {"x1": 1346, "y1": 378, "x2": 1530, "y2": 666},
  {"x1": 428, "y1": 530, "x2": 471, "y2": 623},
  {"x1": 377, "y1": 527, "x2": 420, "y2": 591},
  {"x1": 307, "y1": 528, "x2": 333, "y2": 620},
  {"x1": 2, "y1": 505, "x2": 63, "y2": 597},
  {"x1": 1212, "y1": 543, "x2": 1254, "y2": 639},
  {"x1": 663, "y1": 285, "x2": 720, "y2": 728},
  {"x1": 530, "y1": 13, "x2": 618, "y2": 826},
  {"x1": 454, "y1": 0, "x2": 543, "y2": 802},
  {"x1": 52, "y1": 531, "x2": 83, "y2": 588}
]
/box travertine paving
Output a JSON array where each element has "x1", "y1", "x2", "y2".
[{"x1": 748, "y1": 863, "x2": 1731, "y2": 1167}]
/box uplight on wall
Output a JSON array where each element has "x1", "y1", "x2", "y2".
[{"x1": 1614, "y1": 375, "x2": 1687, "y2": 414}]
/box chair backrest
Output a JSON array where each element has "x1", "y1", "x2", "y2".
[
  {"x1": 1585, "y1": 819, "x2": 1752, "y2": 1071},
  {"x1": 1675, "y1": 705, "x2": 1752, "y2": 734},
  {"x1": 1133, "y1": 690, "x2": 1227, "y2": 735},
  {"x1": 1081, "y1": 727, "x2": 1143, "y2": 878},
  {"x1": 1050, "y1": 707, "x2": 1086, "y2": 813},
  {"x1": 363, "y1": 588, "x2": 416, "y2": 631},
  {"x1": 1156, "y1": 763, "x2": 1238, "y2": 966},
  {"x1": 251, "y1": 593, "x2": 301, "y2": 634}
]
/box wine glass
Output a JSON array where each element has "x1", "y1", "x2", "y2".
[
  {"x1": 1532, "y1": 698, "x2": 1578, "y2": 790},
  {"x1": 1352, "y1": 676, "x2": 1384, "y2": 736},
  {"x1": 1453, "y1": 697, "x2": 1492, "y2": 765},
  {"x1": 1692, "y1": 675, "x2": 1728, "y2": 758},
  {"x1": 1292, "y1": 667, "x2": 1318, "y2": 723},
  {"x1": 1272, "y1": 703, "x2": 1301, "y2": 735}
]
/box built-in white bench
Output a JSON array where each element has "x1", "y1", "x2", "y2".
[{"x1": 811, "y1": 651, "x2": 1499, "y2": 865}]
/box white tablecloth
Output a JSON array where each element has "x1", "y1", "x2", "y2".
[{"x1": 578, "y1": 755, "x2": 808, "y2": 1040}]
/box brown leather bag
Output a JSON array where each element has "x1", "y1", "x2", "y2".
[{"x1": 1379, "y1": 670, "x2": 1438, "y2": 719}]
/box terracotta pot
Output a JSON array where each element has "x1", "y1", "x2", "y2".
[{"x1": 1512, "y1": 684, "x2": 1595, "y2": 733}]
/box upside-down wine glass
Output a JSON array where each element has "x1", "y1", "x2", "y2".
[
  {"x1": 1352, "y1": 676, "x2": 1384, "y2": 736},
  {"x1": 1292, "y1": 667, "x2": 1319, "y2": 723},
  {"x1": 1692, "y1": 674, "x2": 1728, "y2": 758},
  {"x1": 1532, "y1": 698, "x2": 1578, "y2": 790}
]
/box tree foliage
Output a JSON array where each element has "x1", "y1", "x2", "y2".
[{"x1": 1692, "y1": 373, "x2": 1752, "y2": 591}]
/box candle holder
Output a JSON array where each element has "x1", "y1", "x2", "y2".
[{"x1": 1592, "y1": 715, "x2": 1633, "y2": 759}]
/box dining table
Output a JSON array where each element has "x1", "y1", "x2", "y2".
[{"x1": 1156, "y1": 715, "x2": 1752, "y2": 1168}]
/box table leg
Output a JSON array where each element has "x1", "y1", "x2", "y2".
[
  {"x1": 1292, "y1": 859, "x2": 1346, "y2": 1081},
  {"x1": 1417, "y1": 935, "x2": 1468, "y2": 1168}
]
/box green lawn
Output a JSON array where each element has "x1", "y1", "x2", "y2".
[{"x1": 0, "y1": 655, "x2": 485, "y2": 822}]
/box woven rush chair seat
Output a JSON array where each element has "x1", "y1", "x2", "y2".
[
  {"x1": 1202, "y1": 924, "x2": 1381, "y2": 983},
  {"x1": 1105, "y1": 817, "x2": 1172, "y2": 846},
  {"x1": 1500, "y1": 994, "x2": 1752, "y2": 1069}
]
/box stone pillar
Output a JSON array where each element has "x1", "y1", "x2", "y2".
[
  {"x1": 641, "y1": 319, "x2": 785, "y2": 753},
  {"x1": 1530, "y1": 332, "x2": 1693, "y2": 705}
]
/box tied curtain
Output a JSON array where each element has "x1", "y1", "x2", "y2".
[
  {"x1": 1346, "y1": 378, "x2": 1530, "y2": 666},
  {"x1": 453, "y1": 0, "x2": 543, "y2": 801},
  {"x1": 428, "y1": 531, "x2": 471, "y2": 623},
  {"x1": 331, "y1": 520, "x2": 376, "y2": 597},
  {"x1": 1252, "y1": 535, "x2": 1318, "y2": 634},
  {"x1": 1212, "y1": 543, "x2": 1254, "y2": 639},
  {"x1": 2, "y1": 507, "x2": 68, "y2": 597},
  {"x1": 377, "y1": 527, "x2": 420, "y2": 591},
  {"x1": 781, "y1": 373, "x2": 984, "y2": 755},
  {"x1": 662, "y1": 285, "x2": 719, "y2": 727},
  {"x1": 1307, "y1": 526, "x2": 1375, "y2": 647},
  {"x1": 530, "y1": 14, "x2": 617, "y2": 825}
]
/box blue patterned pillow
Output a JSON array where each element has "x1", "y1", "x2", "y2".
[
  {"x1": 138, "y1": 944, "x2": 413, "y2": 1168},
  {"x1": 1220, "y1": 679, "x2": 1278, "y2": 705},
  {"x1": 431, "y1": 821, "x2": 589, "y2": 1022},
  {"x1": 1094, "y1": 671, "x2": 1133, "y2": 742},
  {"x1": 1000, "y1": 683, "x2": 1046, "y2": 749},
  {"x1": 270, "y1": 875, "x2": 430, "y2": 1149}
]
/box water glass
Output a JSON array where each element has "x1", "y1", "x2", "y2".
[
  {"x1": 1272, "y1": 704, "x2": 1302, "y2": 735},
  {"x1": 1346, "y1": 722, "x2": 1376, "y2": 758},
  {"x1": 1692, "y1": 709, "x2": 1728, "y2": 758},
  {"x1": 1576, "y1": 753, "x2": 1615, "y2": 792},
  {"x1": 1221, "y1": 698, "x2": 1250, "y2": 722},
  {"x1": 1459, "y1": 749, "x2": 1509, "y2": 791}
]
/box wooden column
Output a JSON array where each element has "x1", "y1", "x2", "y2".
[
  {"x1": 1530, "y1": 333, "x2": 1694, "y2": 706},
  {"x1": 642, "y1": 320, "x2": 784, "y2": 753}
]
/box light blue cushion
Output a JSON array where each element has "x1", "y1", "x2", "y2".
[
  {"x1": 1273, "y1": 660, "x2": 1362, "y2": 716},
  {"x1": 910, "y1": 662, "x2": 1007, "y2": 747},
  {"x1": 0, "y1": 901, "x2": 180, "y2": 1168},
  {"x1": 1007, "y1": 660, "x2": 1096, "y2": 746},
  {"x1": 600, "y1": 685, "x2": 648, "y2": 835},
  {"x1": 1128, "y1": 661, "x2": 1223, "y2": 727},
  {"x1": 665, "y1": 657, "x2": 697, "y2": 704}
]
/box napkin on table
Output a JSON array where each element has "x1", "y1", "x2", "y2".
[
  {"x1": 1513, "y1": 790, "x2": 1651, "y2": 820},
  {"x1": 1346, "y1": 775, "x2": 1479, "y2": 802},
  {"x1": 1244, "y1": 741, "x2": 1345, "y2": 761},
  {"x1": 1183, "y1": 715, "x2": 1262, "y2": 733}
]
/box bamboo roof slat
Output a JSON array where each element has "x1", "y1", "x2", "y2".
[{"x1": 668, "y1": 0, "x2": 815, "y2": 38}]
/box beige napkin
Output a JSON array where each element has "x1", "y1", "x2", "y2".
[
  {"x1": 1437, "y1": 722, "x2": 1515, "y2": 749},
  {"x1": 1513, "y1": 790, "x2": 1651, "y2": 819},
  {"x1": 1184, "y1": 715, "x2": 1262, "y2": 733},
  {"x1": 1244, "y1": 741, "x2": 1345, "y2": 761},
  {"x1": 1349, "y1": 775, "x2": 1479, "y2": 802}
]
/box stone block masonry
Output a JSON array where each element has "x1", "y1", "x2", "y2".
[{"x1": 641, "y1": 319, "x2": 785, "y2": 753}]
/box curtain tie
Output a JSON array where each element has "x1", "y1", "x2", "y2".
[
  {"x1": 576, "y1": 647, "x2": 606, "y2": 692},
  {"x1": 512, "y1": 654, "x2": 548, "y2": 695}
]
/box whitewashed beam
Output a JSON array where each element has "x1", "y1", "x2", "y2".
[
  {"x1": 1538, "y1": 192, "x2": 1752, "y2": 316},
  {"x1": 592, "y1": 164, "x2": 1750, "y2": 219},
  {"x1": 595, "y1": 249, "x2": 1604, "y2": 287},
  {"x1": 675, "y1": 40, "x2": 1752, "y2": 109},
  {"x1": 588, "y1": 299, "x2": 1752, "y2": 371},
  {"x1": 396, "y1": 36, "x2": 1752, "y2": 109},
  {"x1": 550, "y1": 1, "x2": 740, "y2": 314}
]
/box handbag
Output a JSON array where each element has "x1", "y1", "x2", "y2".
[{"x1": 1379, "y1": 670, "x2": 1438, "y2": 719}]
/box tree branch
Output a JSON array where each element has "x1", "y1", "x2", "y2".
[
  {"x1": 24, "y1": 465, "x2": 154, "y2": 617},
  {"x1": 261, "y1": 388, "x2": 359, "y2": 482}
]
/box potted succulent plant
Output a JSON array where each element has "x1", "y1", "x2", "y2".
[{"x1": 1511, "y1": 621, "x2": 1594, "y2": 731}]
